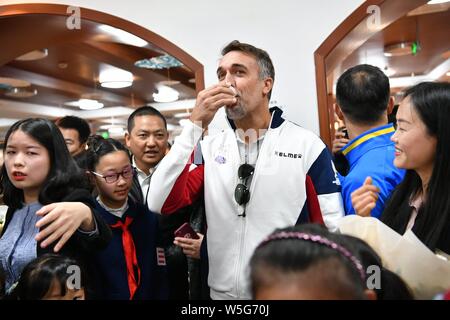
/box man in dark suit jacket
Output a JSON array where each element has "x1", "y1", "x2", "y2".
[{"x1": 125, "y1": 106, "x2": 206, "y2": 299}]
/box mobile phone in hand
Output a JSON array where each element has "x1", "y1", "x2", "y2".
[{"x1": 174, "y1": 222, "x2": 199, "y2": 239}]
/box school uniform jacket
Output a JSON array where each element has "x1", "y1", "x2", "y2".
[
  {"x1": 91, "y1": 198, "x2": 168, "y2": 299},
  {"x1": 147, "y1": 107, "x2": 345, "y2": 299}
]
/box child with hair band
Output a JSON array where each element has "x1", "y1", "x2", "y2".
[
  {"x1": 0, "y1": 118, "x2": 111, "y2": 294},
  {"x1": 12, "y1": 253, "x2": 86, "y2": 300},
  {"x1": 85, "y1": 135, "x2": 167, "y2": 299},
  {"x1": 249, "y1": 224, "x2": 375, "y2": 300}
]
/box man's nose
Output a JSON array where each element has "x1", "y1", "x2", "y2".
[
  {"x1": 224, "y1": 73, "x2": 235, "y2": 85},
  {"x1": 146, "y1": 135, "x2": 156, "y2": 147}
]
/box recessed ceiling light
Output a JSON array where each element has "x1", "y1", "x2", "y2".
[
  {"x1": 15, "y1": 49, "x2": 48, "y2": 61},
  {"x1": 66, "y1": 99, "x2": 104, "y2": 110},
  {"x1": 153, "y1": 85, "x2": 179, "y2": 103},
  {"x1": 99, "y1": 68, "x2": 133, "y2": 89},
  {"x1": 384, "y1": 42, "x2": 418, "y2": 57},
  {"x1": 79, "y1": 99, "x2": 104, "y2": 110},
  {"x1": 4, "y1": 87, "x2": 37, "y2": 98}
]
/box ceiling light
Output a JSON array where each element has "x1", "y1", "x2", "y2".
[
  {"x1": 383, "y1": 67, "x2": 396, "y2": 77},
  {"x1": 4, "y1": 87, "x2": 37, "y2": 98},
  {"x1": 384, "y1": 42, "x2": 418, "y2": 57},
  {"x1": 15, "y1": 49, "x2": 48, "y2": 61},
  {"x1": 427, "y1": 0, "x2": 450, "y2": 4},
  {"x1": 174, "y1": 112, "x2": 191, "y2": 118},
  {"x1": 153, "y1": 85, "x2": 179, "y2": 103},
  {"x1": 179, "y1": 119, "x2": 190, "y2": 127},
  {"x1": 166, "y1": 123, "x2": 176, "y2": 131},
  {"x1": 446, "y1": 72, "x2": 450, "y2": 77},
  {"x1": 107, "y1": 126, "x2": 125, "y2": 135},
  {"x1": 78, "y1": 99, "x2": 104, "y2": 110},
  {"x1": 99, "y1": 68, "x2": 133, "y2": 89},
  {"x1": 98, "y1": 25, "x2": 147, "y2": 47}
]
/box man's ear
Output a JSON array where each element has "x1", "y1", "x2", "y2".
[
  {"x1": 334, "y1": 103, "x2": 345, "y2": 122},
  {"x1": 387, "y1": 96, "x2": 395, "y2": 115},
  {"x1": 262, "y1": 77, "x2": 273, "y2": 97},
  {"x1": 124, "y1": 131, "x2": 131, "y2": 148}
]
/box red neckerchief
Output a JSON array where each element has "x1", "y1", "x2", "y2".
[{"x1": 110, "y1": 216, "x2": 141, "y2": 299}]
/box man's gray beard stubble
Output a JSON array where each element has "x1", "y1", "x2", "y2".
[{"x1": 225, "y1": 104, "x2": 246, "y2": 120}]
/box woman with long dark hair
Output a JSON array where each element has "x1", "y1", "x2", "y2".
[
  {"x1": 0, "y1": 118, "x2": 111, "y2": 294},
  {"x1": 352, "y1": 82, "x2": 450, "y2": 254}
]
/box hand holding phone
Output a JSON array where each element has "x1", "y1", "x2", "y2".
[{"x1": 174, "y1": 222, "x2": 200, "y2": 240}]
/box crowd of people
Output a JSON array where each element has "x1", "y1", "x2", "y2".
[{"x1": 0, "y1": 40, "x2": 449, "y2": 300}]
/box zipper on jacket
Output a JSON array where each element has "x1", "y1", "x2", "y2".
[{"x1": 234, "y1": 213, "x2": 246, "y2": 297}]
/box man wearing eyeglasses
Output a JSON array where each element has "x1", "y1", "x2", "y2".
[{"x1": 147, "y1": 40, "x2": 345, "y2": 300}]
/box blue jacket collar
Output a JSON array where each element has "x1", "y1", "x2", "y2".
[{"x1": 341, "y1": 123, "x2": 396, "y2": 165}]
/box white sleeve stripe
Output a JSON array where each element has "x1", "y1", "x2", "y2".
[{"x1": 317, "y1": 193, "x2": 345, "y2": 232}]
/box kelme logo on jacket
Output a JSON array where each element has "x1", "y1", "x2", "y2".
[{"x1": 274, "y1": 151, "x2": 302, "y2": 159}]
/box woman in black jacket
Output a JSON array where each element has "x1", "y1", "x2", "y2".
[{"x1": 0, "y1": 118, "x2": 111, "y2": 294}]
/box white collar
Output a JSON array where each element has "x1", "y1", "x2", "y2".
[
  {"x1": 132, "y1": 156, "x2": 156, "y2": 178},
  {"x1": 96, "y1": 196, "x2": 129, "y2": 218}
]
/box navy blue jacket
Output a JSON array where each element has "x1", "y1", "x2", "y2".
[{"x1": 91, "y1": 198, "x2": 168, "y2": 300}]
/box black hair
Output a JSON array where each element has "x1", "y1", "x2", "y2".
[
  {"x1": 221, "y1": 40, "x2": 275, "y2": 100},
  {"x1": 127, "y1": 106, "x2": 167, "y2": 133},
  {"x1": 13, "y1": 254, "x2": 85, "y2": 300},
  {"x1": 85, "y1": 135, "x2": 129, "y2": 172},
  {"x1": 340, "y1": 235, "x2": 413, "y2": 300},
  {"x1": 382, "y1": 82, "x2": 450, "y2": 252},
  {"x1": 55, "y1": 116, "x2": 91, "y2": 144},
  {"x1": 336, "y1": 64, "x2": 390, "y2": 125},
  {"x1": 0, "y1": 118, "x2": 88, "y2": 210},
  {"x1": 249, "y1": 224, "x2": 367, "y2": 299}
]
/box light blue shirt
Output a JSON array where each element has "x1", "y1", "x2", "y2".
[{"x1": 0, "y1": 202, "x2": 43, "y2": 291}]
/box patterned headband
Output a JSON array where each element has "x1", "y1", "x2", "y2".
[{"x1": 258, "y1": 231, "x2": 366, "y2": 282}]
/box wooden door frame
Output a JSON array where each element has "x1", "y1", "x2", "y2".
[
  {"x1": 0, "y1": 3, "x2": 204, "y2": 93},
  {"x1": 314, "y1": 0, "x2": 428, "y2": 148}
]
